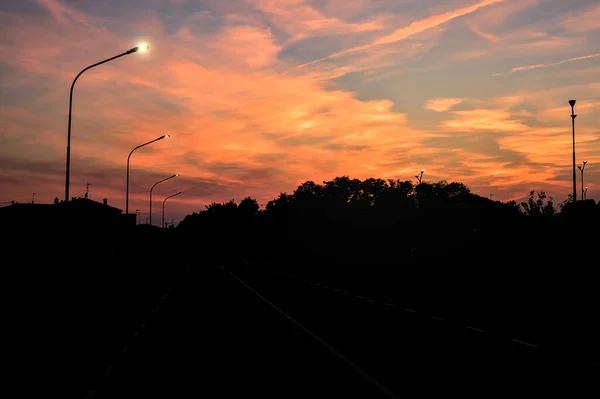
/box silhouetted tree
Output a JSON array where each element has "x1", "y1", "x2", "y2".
[
  {"x1": 520, "y1": 190, "x2": 556, "y2": 217},
  {"x1": 559, "y1": 193, "x2": 574, "y2": 210}
]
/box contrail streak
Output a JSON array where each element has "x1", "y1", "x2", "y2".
[
  {"x1": 278, "y1": 0, "x2": 504, "y2": 75},
  {"x1": 493, "y1": 53, "x2": 600, "y2": 76}
]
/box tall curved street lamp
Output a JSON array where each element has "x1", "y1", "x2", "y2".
[
  {"x1": 149, "y1": 174, "x2": 178, "y2": 226},
  {"x1": 126, "y1": 134, "x2": 169, "y2": 214},
  {"x1": 569, "y1": 100, "x2": 577, "y2": 202},
  {"x1": 65, "y1": 44, "x2": 149, "y2": 202},
  {"x1": 162, "y1": 191, "x2": 183, "y2": 228},
  {"x1": 577, "y1": 160, "x2": 587, "y2": 201}
]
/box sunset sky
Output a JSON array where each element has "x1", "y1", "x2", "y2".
[{"x1": 1, "y1": 0, "x2": 599, "y2": 225}]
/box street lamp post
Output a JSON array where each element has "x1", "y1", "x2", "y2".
[
  {"x1": 415, "y1": 169, "x2": 424, "y2": 185},
  {"x1": 162, "y1": 191, "x2": 183, "y2": 228},
  {"x1": 65, "y1": 44, "x2": 149, "y2": 202},
  {"x1": 577, "y1": 161, "x2": 587, "y2": 201},
  {"x1": 584, "y1": 186, "x2": 588, "y2": 200},
  {"x1": 149, "y1": 174, "x2": 178, "y2": 226},
  {"x1": 126, "y1": 134, "x2": 169, "y2": 214},
  {"x1": 569, "y1": 100, "x2": 577, "y2": 202}
]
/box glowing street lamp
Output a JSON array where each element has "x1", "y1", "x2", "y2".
[
  {"x1": 162, "y1": 191, "x2": 183, "y2": 228},
  {"x1": 584, "y1": 186, "x2": 588, "y2": 200},
  {"x1": 149, "y1": 174, "x2": 178, "y2": 226},
  {"x1": 65, "y1": 44, "x2": 149, "y2": 202},
  {"x1": 126, "y1": 134, "x2": 169, "y2": 214},
  {"x1": 577, "y1": 160, "x2": 587, "y2": 201}
]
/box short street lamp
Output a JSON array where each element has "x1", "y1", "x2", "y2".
[
  {"x1": 149, "y1": 174, "x2": 178, "y2": 226},
  {"x1": 126, "y1": 134, "x2": 169, "y2": 214},
  {"x1": 577, "y1": 160, "x2": 587, "y2": 201},
  {"x1": 162, "y1": 191, "x2": 183, "y2": 228}
]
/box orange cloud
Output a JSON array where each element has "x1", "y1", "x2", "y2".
[
  {"x1": 425, "y1": 98, "x2": 465, "y2": 112},
  {"x1": 442, "y1": 109, "x2": 529, "y2": 132}
]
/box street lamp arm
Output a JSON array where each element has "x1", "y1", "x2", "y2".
[
  {"x1": 71, "y1": 51, "x2": 131, "y2": 93},
  {"x1": 129, "y1": 137, "x2": 162, "y2": 160},
  {"x1": 126, "y1": 134, "x2": 169, "y2": 214},
  {"x1": 163, "y1": 191, "x2": 183, "y2": 205},
  {"x1": 127, "y1": 135, "x2": 168, "y2": 169},
  {"x1": 162, "y1": 191, "x2": 183, "y2": 228},
  {"x1": 150, "y1": 174, "x2": 177, "y2": 192},
  {"x1": 149, "y1": 174, "x2": 178, "y2": 226}
]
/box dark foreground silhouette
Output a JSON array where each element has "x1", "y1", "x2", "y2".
[{"x1": 3, "y1": 177, "x2": 599, "y2": 398}]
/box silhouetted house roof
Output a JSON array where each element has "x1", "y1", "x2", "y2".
[{"x1": 0, "y1": 197, "x2": 132, "y2": 236}]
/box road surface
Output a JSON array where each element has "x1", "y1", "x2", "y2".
[{"x1": 85, "y1": 262, "x2": 395, "y2": 399}]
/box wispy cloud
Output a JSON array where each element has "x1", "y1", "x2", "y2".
[
  {"x1": 561, "y1": 3, "x2": 600, "y2": 33},
  {"x1": 493, "y1": 53, "x2": 600, "y2": 76},
  {"x1": 284, "y1": 0, "x2": 504, "y2": 71},
  {"x1": 35, "y1": 0, "x2": 96, "y2": 27},
  {"x1": 467, "y1": 23, "x2": 500, "y2": 42}
]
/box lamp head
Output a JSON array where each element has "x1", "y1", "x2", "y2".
[
  {"x1": 421, "y1": 169, "x2": 424, "y2": 173},
  {"x1": 569, "y1": 100, "x2": 576, "y2": 107},
  {"x1": 129, "y1": 44, "x2": 150, "y2": 54},
  {"x1": 583, "y1": 160, "x2": 587, "y2": 164},
  {"x1": 578, "y1": 165, "x2": 582, "y2": 171}
]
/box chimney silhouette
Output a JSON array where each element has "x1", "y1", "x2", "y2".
[{"x1": 103, "y1": 198, "x2": 108, "y2": 206}]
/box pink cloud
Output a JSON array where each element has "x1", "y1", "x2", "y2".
[
  {"x1": 249, "y1": 0, "x2": 385, "y2": 42},
  {"x1": 35, "y1": 0, "x2": 95, "y2": 27},
  {"x1": 467, "y1": 23, "x2": 500, "y2": 42},
  {"x1": 208, "y1": 25, "x2": 281, "y2": 68},
  {"x1": 561, "y1": 3, "x2": 600, "y2": 33}
]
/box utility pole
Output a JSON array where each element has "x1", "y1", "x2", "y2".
[{"x1": 85, "y1": 183, "x2": 92, "y2": 199}]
